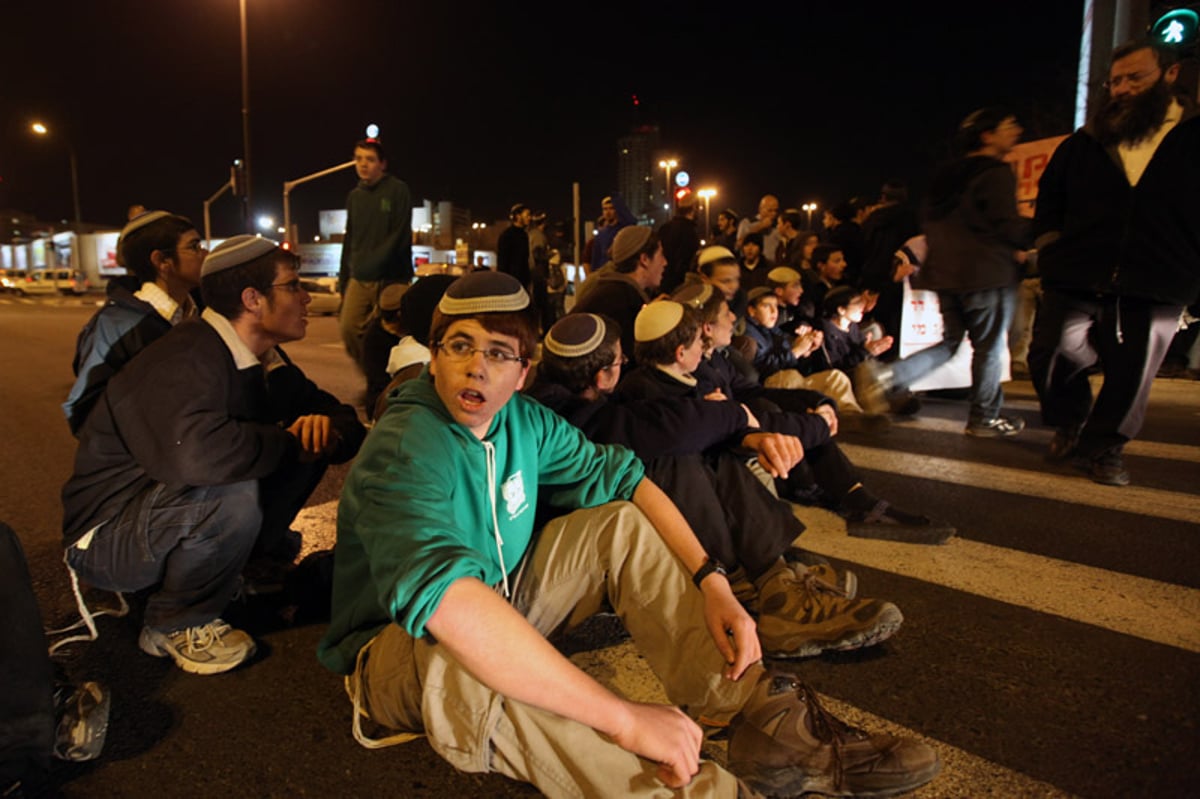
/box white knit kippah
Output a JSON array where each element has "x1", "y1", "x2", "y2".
[
  {"x1": 545, "y1": 314, "x2": 606, "y2": 357},
  {"x1": 120, "y1": 210, "x2": 173, "y2": 240},
  {"x1": 202, "y1": 235, "x2": 280, "y2": 277},
  {"x1": 697, "y1": 245, "x2": 736, "y2": 267},
  {"x1": 634, "y1": 301, "x2": 684, "y2": 342}
]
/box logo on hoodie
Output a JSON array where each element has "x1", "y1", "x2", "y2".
[{"x1": 502, "y1": 471, "x2": 528, "y2": 520}]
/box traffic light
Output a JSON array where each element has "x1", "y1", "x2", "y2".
[
  {"x1": 1151, "y1": 6, "x2": 1199, "y2": 51},
  {"x1": 231, "y1": 159, "x2": 247, "y2": 198}
]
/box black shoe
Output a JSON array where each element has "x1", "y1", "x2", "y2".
[
  {"x1": 1045, "y1": 427, "x2": 1080, "y2": 461},
  {"x1": 839, "y1": 498, "x2": 956, "y2": 545},
  {"x1": 888, "y1": 388, "x2": 921, "y2": 416},
  {"x1": 1075, "y1": 453, "x2": 1130, "y2": 486}
]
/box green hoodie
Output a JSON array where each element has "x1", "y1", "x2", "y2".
[{"x1": 318, "y1": 370, "x2": 645, "y2": 674}]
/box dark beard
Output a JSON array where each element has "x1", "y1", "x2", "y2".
[{"x1": 1093, "y1": 77, "x2": 1174, "y2": 147}]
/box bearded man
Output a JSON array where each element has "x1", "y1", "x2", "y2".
[{"x1": 1029, "y1": 39, "x2": 1200, "y2": 486}]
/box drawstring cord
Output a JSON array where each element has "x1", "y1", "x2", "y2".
[{"x1": 483, "y1": 441, "x2": 510, "y2": 598}]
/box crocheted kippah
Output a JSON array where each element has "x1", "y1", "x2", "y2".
[
  {"x1": 438, "y1": 270, "x2": 530, "y2": 315},
  {"x1": 544, "y1": 314, "x2": 606, "y2": 358},
  {"x1": 697, "y1": 246, "x2": 736, "y2": 267},
  {"x1": 767, "y1": 266, "x2": 801, "y2": 285},
  {"x1": 120, "y1": 210, "x2": 172, "y2": 240},
  {"x1": 672, "y1": 282, "x2": 713, "y2": 310},
  {"x1": 610, "y1": 225, "x2": 652, "y2": 264},
  {"x1": 634, "y1": 301, "x2": 684, "y2": 342},
  {"x1": 747, "y1": 286, "x2": 775, "y2": 304},
  {"x1": 202, "y1": 235, "x2": 280, "y2": 277}
]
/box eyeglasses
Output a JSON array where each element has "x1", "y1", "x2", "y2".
[
  {"x1": 601, "y1": 355, "x2": 628, "y2": 372},
  {"x1": 164, "y1": 240, "x2": 207, "y2": 256},
  {"x1": 1103, "y1": 68, "x2": 1159, "y2": 90},
  {"x1": 270, "y1": 279, "x2": 305, "y2": 294},
  {"x1": 434, "y1": 339, "x2": 528, "y2": 366}
]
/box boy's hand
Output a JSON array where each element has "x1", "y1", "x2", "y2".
[
  {"x1": 287, "y1": 415, "x2": 339, "y2": 462},
  {"x1": 865, "y1": 335, "x2": 894, "y2": 356},
  {"x1": 698, "y1": 572, "x2": 761, "y2": 681},
  {"x1": 703, "y1": 389, "x2": 728, "y2": 402},
  {"x1": 741, "y1": 431, "x2": 804, "y2": 477},
  {"x1": 610, "y1": 702, "x2": 703, "y2": 789},
  {"x1": 810, "y1": 404, "x2": 839, "y2": 436}
]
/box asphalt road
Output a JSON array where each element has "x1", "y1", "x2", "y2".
[{"x1": 1, "y1": 294, "x2": 1197, "y2": 798}]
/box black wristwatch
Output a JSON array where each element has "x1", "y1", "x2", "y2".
[{"x1": 692, "y1": 557, "x2": 728, "y2": 589}]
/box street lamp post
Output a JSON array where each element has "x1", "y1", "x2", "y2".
[
  {"x1": 30, "y1": 122, "x2": 82, "y2": 227},
  {"x1": 802, "y1": 202, "x2": 818, "y2": 229},
  {"x1": 698, "y1": 188, "x2": 717, "y2": 240},
  {"x1": 657, "y1": 158, "x2": 678, "y2": 208}
]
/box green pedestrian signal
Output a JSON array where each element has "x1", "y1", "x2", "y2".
[{"x1": 1151, "y1": 8, "x2": 1199, "y2": 47}]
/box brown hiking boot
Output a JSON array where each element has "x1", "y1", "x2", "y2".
[
  {"x1": 754, "y1": 560, "x2": 902, "y2": 659},
  {"x1": 727, "y1": 672, "x2": 941, "y2": 797}
]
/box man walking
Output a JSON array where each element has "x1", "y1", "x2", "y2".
[
  {"x1": 338, "y1": 138, "x2": 413, "y2": 370},
  {"x1": 1029, "y1": 40, "x2": 1199, "y2": 485}
]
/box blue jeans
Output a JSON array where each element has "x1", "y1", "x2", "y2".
[
  {"x1": 66, "y1": 481, "x2": 260, "y2": 633},
  {"x1": 890, "y1": 285, "x2": 1016, "y2": 424}
]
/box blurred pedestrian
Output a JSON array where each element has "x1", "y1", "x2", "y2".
[{"x1": 1030, "y1": 40, "x2": 1199, "y2": 485}]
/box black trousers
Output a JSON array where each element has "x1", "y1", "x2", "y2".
[
  {"x1": 644, "y1": 453, "x2": 804, "y2": 580},
  {"x1": 0, "y1": 522, "x2": 54, "y2": 787},
  {"x1": 1029, "y1": 288, "x2": 1182, "y2": 457}
]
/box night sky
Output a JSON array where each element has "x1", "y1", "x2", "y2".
[{"x1": 1, "y1": 1, "x2": 1084, "y2": 240}]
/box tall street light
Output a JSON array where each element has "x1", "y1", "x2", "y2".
[
  {"x1": 239, "y1": 0, "x2": 253, "y2": 232},
  {"x1": 802, "y1": 202, "x2": 818, "y2": 229},
  {"x1": 30, "y1": 122, "x2": 82, "y2": 227},
  {"x1": 698, "y1": 188, "x2": 717, "y2": 239},
  {"x1": 658, "y1": 158, "x2": 678, "y2": 209}
]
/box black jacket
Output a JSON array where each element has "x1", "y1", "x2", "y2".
[
  {"x1": 1032, "y1": 110, "x2": 1200, "y2": 305},
  {"x1": 62, "y1": 319, "x2": 365, "y2": 545},
  {"x1": 918, "y1": 156, "x2": 1028, "y2": 293},
  {"x1": 526, "y1": 381, "x2": 751, "y2": 461}
]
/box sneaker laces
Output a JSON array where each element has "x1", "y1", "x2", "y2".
[
  {"x1": 183, "y1": 620, "x2": 233, "y2": 654},
  {"x1": 792, "y1": 564, "x2": 852, "y2": 599}
]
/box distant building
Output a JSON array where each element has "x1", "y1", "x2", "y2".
[{"x1": 617, "y1": 125, "x2": 661, "y2": 226}]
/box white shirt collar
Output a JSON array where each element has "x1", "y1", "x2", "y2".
[
  {"x1": 134, "y1": 282, "x2": 196, "y2": 325},
  {"x1": 201, "y1": 306, "x2": 284, "y2": 371}
]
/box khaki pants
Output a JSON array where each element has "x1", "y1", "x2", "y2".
[
  {"x1": 354, "y1": 502, "x2": 761, "y2": 798},
  {"x1": 338, "y1": 278, "x2": 379, "y2": 369},
  {"x1": 764, "y1": 368, "x2": 865, "y2": 413}
]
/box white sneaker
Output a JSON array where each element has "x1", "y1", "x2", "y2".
[{"x1": 139, "y1": 619, "x2": 256, "y2": 675}]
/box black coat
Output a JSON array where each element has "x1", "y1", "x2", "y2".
[{"x1": 1032, "y1": 111, "x2": 1200, "y2": 305}]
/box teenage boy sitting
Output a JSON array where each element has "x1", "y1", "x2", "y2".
[
  {"x1": 319, "y1": 271, "x2": 940, "y2": 798},
  {"x1": 741, "y1": 287, "x2": 881, "y2": 428},
  {"x1": 820, "y1": 286, "x2": 895, "y2": 373},
  {"x1": 676, "y1": 282, "x2": 956, "y2": 545},
  {"x1": 802, "y1": 244, "x2": 849, "y2": 315},
  {"x1": 530, "y1": 312, "x2": 903, "y2": 659},
  {"x1": 766, "y1": 266, "x2": 807, "y2": 333}
]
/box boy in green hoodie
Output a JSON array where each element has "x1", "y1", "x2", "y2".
[{"x1": 319, "y1": 270, "x2": 940, "y2": 799}]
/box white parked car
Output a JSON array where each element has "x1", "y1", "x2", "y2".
[
  {"x1": 301, "y1": 277, "x2": 341, "y2": 315},
  {"x1": 10, "y1": 269, "x2": 58, "y2": 296}
]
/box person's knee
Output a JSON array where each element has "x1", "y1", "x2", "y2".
[{"x1": 198, "y1": 480, "x2": 263, "y2": 544}]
